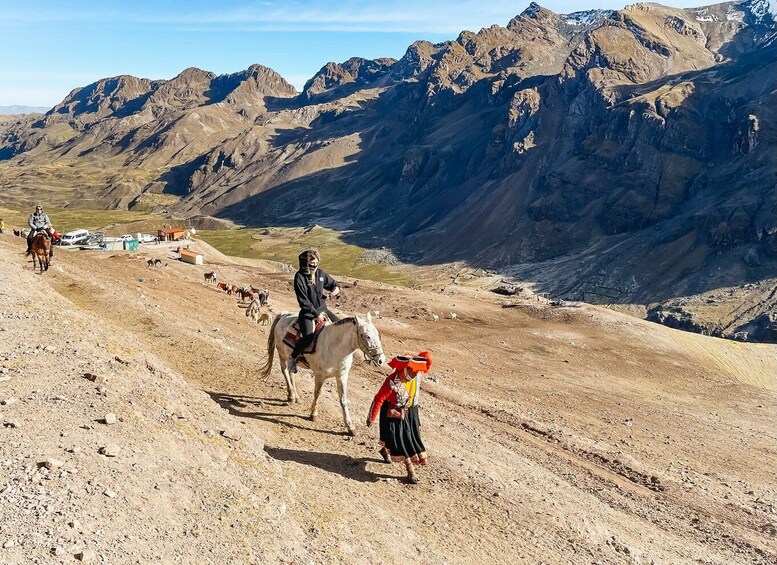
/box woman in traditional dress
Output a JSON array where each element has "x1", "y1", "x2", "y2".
[{"x1": 366, "y1": 352, "x2": 432, "y2": 484}]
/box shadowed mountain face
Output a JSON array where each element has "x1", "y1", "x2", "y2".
[{"x1": 1, "y1": 1, "x2": 775, "y2": 336}]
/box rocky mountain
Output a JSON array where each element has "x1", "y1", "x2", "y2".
[{"x1": 0, "y1": 1, "x2": 775, "y2": 340}]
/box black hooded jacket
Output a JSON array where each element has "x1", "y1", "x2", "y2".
[{"x1": 294, "y1": 252, "x2": 337, "y2": 320}]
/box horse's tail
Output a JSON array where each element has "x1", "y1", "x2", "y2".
[{"x1": 259, "y1": 314, "x2": 282, "y2": 379}]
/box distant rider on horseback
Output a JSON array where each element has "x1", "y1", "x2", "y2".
[
  {"x1": 286, "y1": 248, "x2": 341, "y2": 374},
  {"x1": 26, "y1": 204, "x2": 54, "y2": 258}
]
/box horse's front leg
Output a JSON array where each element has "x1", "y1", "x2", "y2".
[
  {"x1": 335, "y1": 372, "x2": 355, "y2": 436},
  {"x1": 278, "y1": 352, "x2": 299, "y2": 404},
  {"x1": 309, "y1": 375, "x2": 325, "y2": 422}
]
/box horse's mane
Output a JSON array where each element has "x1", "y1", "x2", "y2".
[{"x1": 332, "y1": 317, "x2": 357, "y2": 327}]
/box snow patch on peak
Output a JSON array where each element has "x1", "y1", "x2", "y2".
[
  {"x1": 745, "y1": 0, "x2": 777, "y2": 22},
  {"x1": 727, "y1": 7, "x2": 746, "y2": 21},
  {"x1": 564, "y1": 9, "x2": 616, "y2": 26},
  {"x1": 691, "y1": 7, "x2": 718, "y2": 22}
]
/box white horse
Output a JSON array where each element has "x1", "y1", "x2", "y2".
[{"x1": 260, "y1": 312, "x2": 386, "y2": 435}]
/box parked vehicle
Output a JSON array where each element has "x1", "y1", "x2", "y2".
[
  {"x1": 83, "y1": 233, "x2": 104, "y2": 246},
  {"x1": 103, "y1": 234, "x2": 133, "y2": 243},
  {"x1": 137, "y1": 233, "x2": 155, "y2": 243},
  {"x1": 61, "y1": 229, "x2": 90, "y2": 246}
]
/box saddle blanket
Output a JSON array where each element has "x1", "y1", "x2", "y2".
[{"x1": 282, "y1": 318, "x2": 328, "y2": 354}]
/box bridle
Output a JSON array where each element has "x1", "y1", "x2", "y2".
[{"x1": 356, "y1": 321, "x2": 383, "y2": 366}]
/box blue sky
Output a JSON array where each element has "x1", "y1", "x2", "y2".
[{"x1": 0, "y1": 0, "x2": 689, "y2": 107}]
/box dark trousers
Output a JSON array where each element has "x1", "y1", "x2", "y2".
[{"x1": 291, "y1": 308, "x2": 340, "y2": 359}]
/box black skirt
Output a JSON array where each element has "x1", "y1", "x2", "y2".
[{"x1": 379, "y1": 404, "x2": 427, "y2": 463}]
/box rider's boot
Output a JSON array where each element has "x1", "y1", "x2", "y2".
[{"x1": 286, "y1": 356, "x2": 298, "y2": 374}]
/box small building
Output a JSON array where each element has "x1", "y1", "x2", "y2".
[
  {"x1": 179, "y1": 249, "x2": 203, "y2": 265},
  {"x1": 158, "y1": 226, "x2": 186, "y2": 241},
  {"x1": 123, "y1": 239, "x2": 139, "y2": 251}
]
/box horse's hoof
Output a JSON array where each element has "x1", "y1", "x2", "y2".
[
  {"x1": 310, "y1": 414, "x2": 319, "y2": 423},
  {"x1": 347, "y1": 428, "x2": 356, "y2": 437}
]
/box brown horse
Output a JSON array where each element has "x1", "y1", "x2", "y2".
[
  {"x1": 237, "y1": 288, "x2": 254, "y2": 302},
  {"x1": 28, "y1": 232, "x2": 51, "y2": 272}
]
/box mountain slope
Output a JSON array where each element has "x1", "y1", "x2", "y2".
[{"x1": 0, "y1": 1, "x2": 774, "y2": 338}]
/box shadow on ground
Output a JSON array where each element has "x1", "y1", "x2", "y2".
[
  {"x1": 206, "y1": 390, "x2": 347, "y2": 436},
  {"x1": 265, "y1": 446, "x2": 396, "y2": 483},
  {"x1": 206, "y1": 390, "x2": 396, "y2": 481}
]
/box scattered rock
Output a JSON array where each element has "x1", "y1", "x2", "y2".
[
  {"x1": 2, "y1": 539, "x2": 16, "y2": 549},
  {"x1": 68, "y1": 519, "x2": 81, "y2": 530},
  {"x1": 103, "y1": 489, "x2": 117, "y2": 498},
  {"x1": 39, "y1": 458, "x2": 64, "y2": 470},
  {"x1": 1, "y1": 397, "x2": 17, "y2": 406},
  {"x1": 3, "y1": 420, "x2": 21, "y2": 428},
  {"x1": 99, "y1": 445, "x2": 121, "y2": 457},
  {"x1": 51, "y1": 546, "x2": 65, "y2": 557},
  {"x1": 221, "y1": 428, "x2": 243, "y2": 441},
  {"x1": 103, "y1": 413, "x2": 117, "y2": 425},
  {"x1": 358, "y1": 248, "x2": 400, "y2": 266},
  {"x1": 76, "y1": 549, "x2": 97, "y2": 561}
]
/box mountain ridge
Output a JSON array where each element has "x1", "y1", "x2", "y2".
[{"x1": 0, "y1": 0, "x2": 774, "y2": 340}]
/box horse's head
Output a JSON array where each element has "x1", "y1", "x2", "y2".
[{"x1": 356, "y1": 312, "x2": 386, "y2": 367}]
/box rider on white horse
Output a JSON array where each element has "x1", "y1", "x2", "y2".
[{"x1": 286, "y1": 248, "x2": 341, "y2": 374}]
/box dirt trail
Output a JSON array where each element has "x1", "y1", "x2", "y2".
[{"x1": 2, "y1": 233, "x2": 776, "y2": 564}]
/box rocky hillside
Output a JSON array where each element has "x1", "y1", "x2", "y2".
[
  {"x1": 2, "y1": 232, "x2": 776, "y2": 563},
  {"x1": 0, "y1": 1, "x2": 775, "y2": 338}
]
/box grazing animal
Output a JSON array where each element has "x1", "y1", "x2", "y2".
[
  {"x1": 204, "y1": 271, "x2": 217, "y2": 284},
  {"x1": 147, "y1": 258, "x2": 162, "y2": 268},
  {"x1": 260, "y1": 312, "x2": 385, "y2": 435},
  {"x1": 229, "y1": 284, "x2": 239, "y2": 296},
  {"x1": 217, "y1": 282, "x2": 229, "y2": 293},
  {"x1": 27, "y1": 232, "x2": 51, "y2": 272},
  {"x1": 237, "y1": 288, "x2": 254, "y2": 302},
  {"x1": 450, "y1": 312, "x2": 457, "y2": 320},
  {"x1": 247, "y1": 298, "x2": 272, "y2": 325},
  {"x1": 257, "y1": 311, "x2": 271, "y2": 325},
  {"x1": 432, "y1": 313, "x2": 439, "y2": 321},
  {"x1": 250, "y1": 287, "x2": 270, "y2": 306}
]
